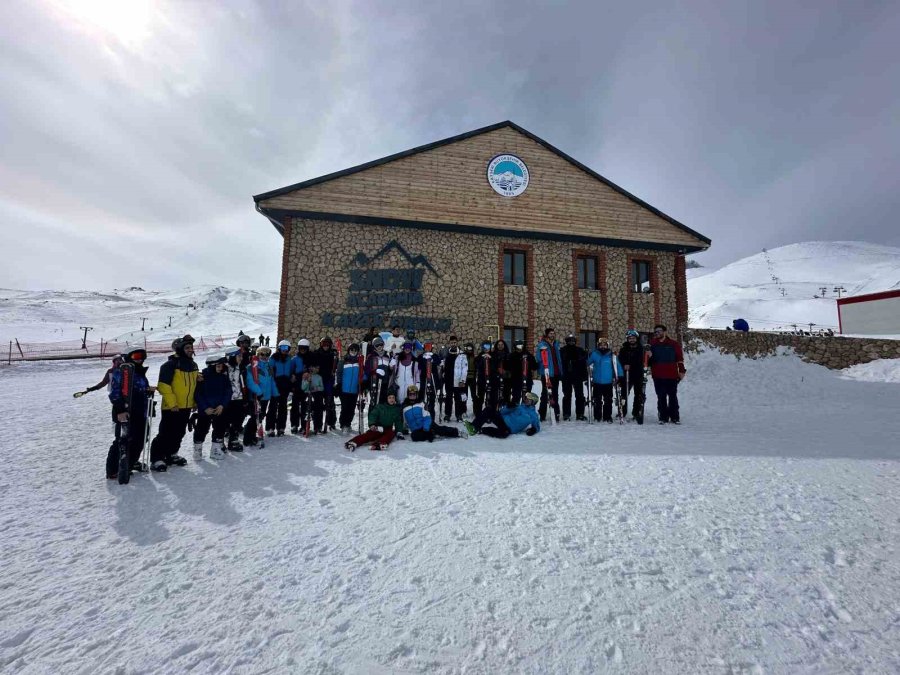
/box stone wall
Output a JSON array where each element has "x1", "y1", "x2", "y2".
[
  {"x1": 279, "y1": 216, "x2": 683, "y2": 346},
  {"x1": 685, "y1": 328, "x2": 900, "y2": 370}
]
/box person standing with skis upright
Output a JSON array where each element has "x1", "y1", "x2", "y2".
[
  {"x1": 106, "y1": 348, "x2": 153, "y2": 479},
  {"x1": 587, "y1": 337, "x2": 623, "y2": 423},
  {"x1": 617, "y1": 329, "x2": 646, "y2": 421},
  {"x1": 560, "y1": 333, "x2": 587, "y2": 421},
  {"x1": 149, "y1": 335, "x2": 198, "y2": 471},
  {"x1": 536, "y1": 328, "x2": 562, "y2": 423},
  {"x1": 365, "y1": 336, "x2": 392, "y2": 405},
  {"x1": 646, "y1": 324, "x2": 686, "y2": 424},
  {"x1": 314, "y1": 337, "x2": 339, "y2": 431},
  {"x1": 270, "y1": 340, "x2": 294, "y2": 436},
  {"x1": 337, "y1": 343, "x2": 364, "y2": 433}
]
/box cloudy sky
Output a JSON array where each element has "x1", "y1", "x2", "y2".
[{"x1": 2, "y1": 0, "x2": 898, "y2": 291}]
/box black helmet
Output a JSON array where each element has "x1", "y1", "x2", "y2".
[
  {"x1": 372, "y1": 336, "x2": 384, "y2": 348},
  {"x1": 348, "y1": 343, "x2": 360, "y2": 352},
  {"x1": 236, "y1": 334, "x2": 251, "y2": 347},
  {"x1": 125, "y1": 348, "x2": 147, "y2": 363},
  {"x1": 465, "y1": 342, "x2": 474, "y2": 351},
  {"x1": 514, "y1": 339, "x2": 524, "y2": 350},
  {"x1": 172, "y1": 334, "x2": 195, "y2": 354},
  {"x1": 320, "y1": 336, "x2": 333, "y2": 347},
  {"x1": 565, "y1": 333, "x2": 576, "y2": 344}
]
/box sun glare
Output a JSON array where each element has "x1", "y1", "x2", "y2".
[{"x1": 51, "y1": 0, "x2": 155, "y2": 47}]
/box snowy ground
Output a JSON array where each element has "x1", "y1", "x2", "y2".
[{"x1": 1, "y1": 347, "x2": 899, "y2": 674}]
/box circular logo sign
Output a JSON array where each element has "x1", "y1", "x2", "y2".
[{"x1": 487, "y1": 154, "x2": 529, "y2": 197}]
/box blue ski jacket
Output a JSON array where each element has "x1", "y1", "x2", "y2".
[
  {"x1": 196, "y1": 366, "x2": 233, "y2": 410},
  {"x1": 246, "y1": 358, "x2": 279, "y2": 400},
  {"x1": 290, "y1": 353, "x2": 309, "y2": 377},
  {"x1": 535, "y1": 339, "x2": 563, "y2": 378},
  {"x1": 270, "y1": 352, "x2": 293, "y2": 379},
  {"x1": 587, "y1": 349, "x2": 623, "y2": 385},
  {"x1": 499, "y1": 404, "x2": 541, "y2": 434},
  {"x1": 402, "y1": 401, "x2": 431, "y2": 432},
  {"x1": 108, "y1": 364, "x2": 151, "y2": 417},
  {"x1": 339, "y1": 357, "x2": 364, "y2": 394}
]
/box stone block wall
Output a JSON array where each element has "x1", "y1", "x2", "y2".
[
  {"x1": 279, "y1": 216, "x2": 683, "y2": 347},
  {"x1": 685, "y1": 328, "x2": 900, "y2": 370}
]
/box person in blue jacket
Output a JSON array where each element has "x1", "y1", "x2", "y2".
[
  {"x1": 245, "y1": 345, "x2": 279, "y2": 437},
  {"x1": 402, "y1": 385, "x2": 464, "y2": 442},
  {"x1": 587, "y1": 337, "x2": 623, "y2": 423},
  {"x1": 270, "y1": 339, "x2": 294, "y2": 436},
  {"x1": 732, "y1": 318, "x2": 750, "y2": 332},
  {"x1": 193, "y1": 354, "x2": 233, "y2": 459},
  {"x1": 535, "y1": 327, "x2": 562, "y2": 423},
  {"x1": 464, "y1": 391, "x2": 541, "y2": 438},
  {"x1": 337, "y1": 343, "x2": 365, "y2": 432}
]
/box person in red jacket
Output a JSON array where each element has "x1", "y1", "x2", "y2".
[{"x1": 645, "y1": 324, "x2": 686, "y2": 424}]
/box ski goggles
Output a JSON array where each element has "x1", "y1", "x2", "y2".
[
  {"x1": 278, "y1": 345, "x2": 290, "y2": 352},
  {"x1": 127, "y1": 349, "x2": 147, "y2": 362}
]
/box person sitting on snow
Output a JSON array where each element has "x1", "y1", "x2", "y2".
[
  {"x1": 402, "y1": 384, "x2": 465, "y2": 442},
  {"x1": 344, "y1": 391, "x2": 405, "y2": 451},
  {"x1": 463, "y1": 391, "x2": 541, "y2": 439}
]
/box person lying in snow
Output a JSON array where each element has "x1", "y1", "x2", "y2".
[{"x1": 464, "y1": 392, "x2": 541, "y2": 438}]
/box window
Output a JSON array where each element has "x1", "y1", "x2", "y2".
[
  {"x1": 577, "y1": 256, "x2": 598, "y2": 290},
  {"x1": 503, "y1": 250, "x2": 527, "y2": 286},
  {"x1": 579, "y1": 331, "x2": 598, "y2": 351},
  {"x1": 503, "y1": 326, "x2": 527, "y2": 347},
  {"x1": 632, "y1": 260, "x2": 652, "y2": 293}
]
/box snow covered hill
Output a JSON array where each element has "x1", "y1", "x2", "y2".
[
  {"x1": 688, "y1": 241, "x2": 900, "y2": 332},
  {"x1": 1, "y1": 345, "x2": 898, "y2": 672},
  {"x1": 0, "y1": 286, "x2": 278, "y2": 344}
]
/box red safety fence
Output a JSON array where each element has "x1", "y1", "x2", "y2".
[{"x1": 4, "y1": 335, "x2": 231, "y2": 363}]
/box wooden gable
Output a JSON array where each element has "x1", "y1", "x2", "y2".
[{"x1": 256, "y1": 123, "x2": 709, "y2": 251}]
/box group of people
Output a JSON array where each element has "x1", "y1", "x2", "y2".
[{"x1": 86, "y1": 322, "x2": 686, "y2": 478}]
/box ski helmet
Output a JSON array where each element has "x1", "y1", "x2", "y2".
[
  {"x1": 402, "y1": 341, "x2": 414, "y2": 351},
  {"x1": 320, "y1": 337, "x2": 333, "y2": 347},
  {"x1": 236, "y1": 335, "x2": 251, "y2": 347},
  {"x1": 225, "y1": 345, "x2": 241, "y2": 363},
  {"x1": 625, "y1": 329, "x2": 639, "y2": 339},
  {"x1": 125, "y1": 348, "x2": 147, "y2": 363},
  {"x1": 171, "y1": 334, "x2": 195, "y2": 354},
  {"x1": 251, "y1": 340, "x2": 260, "y2": 349},
  {"x1": 524, "y1": 392, "x2": 539, "y2": 406},
  {"x1": 406, "y1": 384, "x2": 419, "y2": 396},
  {"x1": 372, "y1": 337, "x2": 384, "y2": 348},
  {"x1": 481, "y1": 342, "x2": 491, "y2": 352},
  {"x1": 256, "y1": 346, "x2": 272, "y2": 357},
  {"x1": 565, "y1": 333, "x2": 576, "y2": 344},
  {"x1": 406, "y1": 328, "x2": 416, "y2": 338},
  {"x1": 514, "y1": 340, "x2": 524, "y2": 350},
  {"x1": 465, "y1": 343, "x2": 474, "y2": 352},
  {"x1": 206, "y1": 354, "x2": 226, "y2": 366},
  {"x1": 348, "y1": 343, "x2": 360, "y2": 353},
  {"x1": 297, "y1": 338, "x2": 310, "y2": 348},
  {"x1": 112, "y1": 355, "x2": 124, "y2": 367},
  {"x1": 597, "y1": 337, "x2": 610, "y2": 348},
  {"x1": 277, "y1": 339, "x2": 291, "y2": 351}
]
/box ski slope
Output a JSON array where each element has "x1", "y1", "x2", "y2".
[
  {"x1": 0, "y1": 286, "x2": 278, "y2": 344},
  {"x1": 688, "y1": 241, "x2": 900, "y2": 332},
  {"x1": 1, "y1": 346, "x2": 898, "y2": 673}
]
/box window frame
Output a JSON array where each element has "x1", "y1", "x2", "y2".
[
  {"x1": 632, "y1": 260, "x2": 652, "y2": 294},
  {"x1": 576, "y1": 256, "x2": 599, "y2": 290},
  {"x1": 503, "y1": 250, "x2": 527, "y2": 286},
  {"x1": 579, "y1": 330, "x2": 599, "y2": 351},
  {"x1": 503, "y1": 326, "x2": 527, "y2": 347}
]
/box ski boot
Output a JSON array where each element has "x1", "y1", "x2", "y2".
[
  {"x1": 151, "y1": 461, "x2": 168, "y2": 472},
  {"x1": 210, "y1": 441, "x2": 225, "y2": 460},
  {"x1": 276, "y1": 429, "x2": 285, "y2": 437},
  {"x1": 131, "y1": 462, "x2": 148, "y2": 473},
  {"x1": 166, "y1": 454, "x2": 188, "y2": 466},
  {"x1": 290, "y1": 427, "x2": 299, "y2": 434},
  {"x1": 267, "y1": 430, "x2": 276, "y2": 438}
]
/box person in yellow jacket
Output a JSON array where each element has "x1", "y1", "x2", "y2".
[{"x1": 148, "y1": 335, "x2": 199, "y2": 471}]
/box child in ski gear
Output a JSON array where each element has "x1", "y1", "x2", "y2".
[
  {"x1": 149, "y1": 335, "x2": 198, "y2": 470},
  {"x1": 193, "y1": 354, "x2": 231, "y2": 459},
  {"x1": 560, "y1": 333, "x2": 588, "y2": 421},
  {"x1": 76, "y1": 356, "x2": 124, "y2": 397},
  {"x1": 646, "y1": 324, "x2": 686, "y2": 424},
  {"x1": 587, "y1": 338, "x2": 623, "y2": 422},
  {"x1": 465, "y1": 392, "x2": 541, "y2": 439},
  {"x1": 301, "y1": 364, "x2": 325, "y2": 433},
  {"x1": 344, "y1": 391, "x2": 404, "y2": 450},
  {"x1": 617, "y1": 329, "x2": 646, "y2": 420},
  {"x1": 365, "y1": 337, "x2": 392, "y2": 405},
  {"x1": 106, "y1": 349, "x2": 152, "y2": 478},
  {"x1": 289, "y1": 338, "x2": 311, "y2": 433},
  {"x1": 245, "y1": 345, "x2": 279, "y2": 436},
  {"x1": 405, "y1": 328, "x2": 424, "y2": 353},
  {"x1": 337, "y1": 343, "x2": 364, "y2": 432},
  {"x1": 314, "y1": 337, "x2": 338, "y2": 430},
  {"x1": 536, "y1": 328, "x2": 562, "y2": 422},
  {"x1": 441, "y1": 337, "x2": 468, "y2": 422},
  {"x1": 473, "y1": 342, "x2": 493, "y2": 416},
  {"x1": 270, "y1": 339, "x2": 293, "y2": 435},
  {"x1": 402, "y1": 385, "x2": 463, "y2": 442},
  {"x1": 224, "y1": 346, "x2": 248, "y2": 451}
]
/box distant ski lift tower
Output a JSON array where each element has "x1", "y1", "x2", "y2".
[
  {"x1": 79, "y1": 326, "x2": 93, "y2": 350},
  {"x1": 140, "y1": 317, "x2": 148, "y2": 331},
  {"x1": 834, "y1": 286, "x2": 846, "y2": 298},
  {"x1": 819, "y1": 287, "x2": 828, "y2": 297}
]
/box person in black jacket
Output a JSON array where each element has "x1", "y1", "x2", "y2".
[
  {"x1": 506, "y1": 339, "x2": 535, "y2": 406},
  {"x1": 560, "y1": 333, "x2": 588, "y2": 421},
  {"x1": 314, "y1": 337, "x2": 338, "y2": 431},
  {"x1": 193, "y1": 354, "x2": 232, "y2": 459},
  {"x1": 617, "y1": 329, "x2": 647, "y2": 419}
]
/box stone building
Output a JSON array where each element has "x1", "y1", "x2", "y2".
[{"x1": 253, "y1": 121, "x2": 711, "y2": 348}]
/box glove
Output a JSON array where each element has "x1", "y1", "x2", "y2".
[
  {"x1": 525, "y1": 427, "x2": 537, "y2": 436},
  {"x1": 376, "y1": 367, "x2": 386, "y2": 378},
  {"x1": 73, "y1": 391, "x2": 87, "y2": 398}
]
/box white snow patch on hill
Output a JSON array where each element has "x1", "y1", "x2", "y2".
[
  {"x1": 839, "y1": 358, "x2": 900, "y2": 383},
  {"x1": 1, "y1": 346, "x2": 899, "y2": 672},
  {"x1": 0, "y1": 285, "x2": 278, "y2": 343},
  {"x1": 688, "y1": 241, "x2": 900, "y2": 332}
]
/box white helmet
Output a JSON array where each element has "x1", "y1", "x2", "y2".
[
  {"x1": 297, "y1": 338, "x2": 310, "y2": 348},
  {"x1": 277, "y1": 339, "x2": 291, "y2": 350}
]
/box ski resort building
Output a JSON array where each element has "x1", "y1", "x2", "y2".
[
  {"x1": 837, "y1": 289, "x2": 900, "y2": 335},
  {"x1": 253, "y1": 121, "x2": 711, "y2": 347}
]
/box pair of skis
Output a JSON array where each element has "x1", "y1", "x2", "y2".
[
  {"x1": 116, "y1": 364, "x2": 157, "y2": 484},
  {"x1": 538, "y1": 346, "x2": 559, "y2": 426}
]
